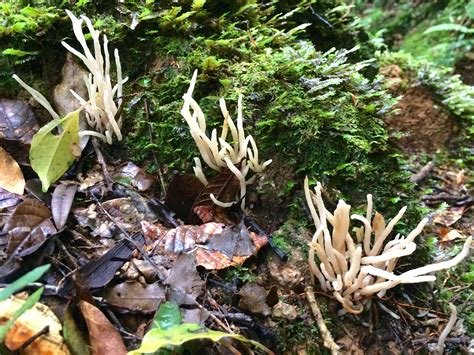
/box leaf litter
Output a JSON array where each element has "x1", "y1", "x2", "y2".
[{"x1": 1, "y1": 97, "x2": 470, "y2": 354}]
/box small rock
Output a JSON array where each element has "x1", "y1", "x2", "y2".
[
  {"x1": 238, "y1": 283, "x2": 271, "y2": 317},
  {"x1": 272, "y1": 301, "x2": 298, "y2": 320},
  {"x1": 268, "y1": 260, "x2": 304, "y2": 289}
]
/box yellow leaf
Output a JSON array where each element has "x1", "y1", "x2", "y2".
[{"x1": 0, "y1": 147, "x2": 25, "y2": 195}]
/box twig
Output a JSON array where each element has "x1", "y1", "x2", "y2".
[
  {"x1": 305, "y1": 286, "x2": 339, "y2": 355},
  {"x1": 89, "y1": 193, "x2": 160, "y2": 271},
  {"x1": 380, "y1": 297, "x2": 447, "y2": 316},
  {"x1": 18, "y1": 326, "x2": 49, "y2": 351},
  {"x1": 144, "y1": 99, "x2": 166, "y2": 194},
  {"x1": 91, "y1": 137, "x2": 113, "y2": 191},
  {"x1": 410, "y1": 161, "x2": 434, "y2": 184},
  {"x1": 412, "y1": 336, "x2": 470, "y2": 346}
]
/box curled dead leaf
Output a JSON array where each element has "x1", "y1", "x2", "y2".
[
  {"x1": 3, "y1": 198, "x2": 56, "y2": 257},
  {"x1": 142, "y1": 221, "x2": 268, "y2": 270},
  {"x1": 52, "y1": 183, "x2": 78, "y2": 229},
  {"x1": 79, "y1": 301, "x2": 127, "y2": 355},
  {"x1": 103, "y1": 282, "x2": 165, "y2": 313},
  {"x1": 0, "y1": 146, "x2": 25, "y2": 195},
  {"x1": 0, "y1": 99, "x2": 39, "y2": 144}
]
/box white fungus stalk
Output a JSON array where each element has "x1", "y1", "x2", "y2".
[
  {"x1": 434, "y1": 303, "x2": 457, "y2": 355},
  {"x1": 181, "y1": 70, "x2": 272, "y2": 210},
  {"x1": 62, "y1": 10, "x2": 128, "y2": 144},
  {"x1": 304, "y1": 177, "x2": 472, "y2": 314}
]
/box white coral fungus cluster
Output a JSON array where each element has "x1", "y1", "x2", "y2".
[
  {"x1": 61, "y1": 10, "x2": 128, "y2": 144},
  {"x1": 181, "y1": 70, "x2": 272, "y2": 210},
  {"x1": 13, "y1": 11, "x2": 127, "y2": 145},
  {"x1": 304, "y1": 177, "x2": 472, "y2": 314}
]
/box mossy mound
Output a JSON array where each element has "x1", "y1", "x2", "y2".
[{"x1": 1, "y1": 1, "x2": 422, "y2": 226}]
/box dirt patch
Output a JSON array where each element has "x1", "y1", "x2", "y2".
[
  {"x1": 247, "y1": 156, "x2": 295, "y2": 232},
  {"x1": 455, "y1": 55, "x2": 474, "y2": 86},
  {"x1": 384, "y1": 85, "x2": 456, "y2": 153}
]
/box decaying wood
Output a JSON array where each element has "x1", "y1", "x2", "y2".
[{"x1": 410, "y1": 161, "x2": 434, "y2": 184}]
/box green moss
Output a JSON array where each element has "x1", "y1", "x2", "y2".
[{"x1": 223, "y1": 266, "x2": 258, "y2": 284}]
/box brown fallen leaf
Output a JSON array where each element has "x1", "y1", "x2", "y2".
[
  {"x1": 165, "y1": 173, "x2": 204, "y2": 223},
  {"x1": 440, "y1": 229, "x2": 465, "y2": 243},
  {"x1": 0, "y1": 146, "x2": 25, "y2": 195},
  {"x1": 79, "y1": 301, "x2": 127, "y2": 355},
  {"x1": 3, "y1": 198, "x2": 56, "y2": 257},
  {"x1": 53, "y1": 53, "x2": 90, "y2": 150},
  {"x1": 191, "y1": 169, "x2": 241, "y2": 224},
  {"x1": 433, "y1": 206, "x2": 466, "y2": 227},
  {"x1": 142, "y1": 221, "x2": 268, "y2": 270},
  {"x1": 141, "y1": 221, "x2": 225, "y2": 253},
  {"x1": 113, "y1": 162, "x2": 154, "y2": 191},
  {"x1": 166, "y1": 253, "x2": 204, "y2": 305},
  {"x1": 0, "y1": 187, "x2": 22, "y2": 209},
  {"x1": 195, "y1": 225, "x2": 268, "y2": 270},
  {"x1": 0, "y1": 293, "x2": 70, "y2": 354},
  {"x1": 103, "y1": 282, "x2": 165, "y2": 313},
  {"x1": 0, "y1": 99, "x2": 39, "y2": 144},
  {"x1": 52, "y1": 183, "x2": 78, "y2": 229}
]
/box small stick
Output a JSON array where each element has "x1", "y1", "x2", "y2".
[
  {"x1": 412, "y1": 336, "x2": 470, "y2": 346},
  {"x1": 305, "y1": 286, "x2": 339, "y2": 355},
  {"x1": 91, "y1": 137, "x2": 113, "y2": 191},
  {"x1": 18, "y1": 326, "x2": 49, "y2": 351},
  {"x1": 380, "y1": 297, "x2": 447, "y2": 316},
  {"x1": 410, "y1": 161, "x2": 434, "y2": 184}
]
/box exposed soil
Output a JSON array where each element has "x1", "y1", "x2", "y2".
[
  {"x1": 384, "y1": 85, "x2": 457, "y2": 153},
  {"x1": 455, "y1": 54, "x2": 474, "y2": 86}
]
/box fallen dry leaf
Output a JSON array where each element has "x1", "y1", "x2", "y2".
[
  {"x1": 114, "y1": 162, "x2": 154, "y2": 191},
  {"x1": 52, "y1": 183, "x2": 78, "y2": 229},
  {"x1": 166, "y1": 253, "x2": 204, "y2": 305},
  {"x1": 272, "y1": 301, "x2": 298, "y2": 320},
  {"x1": 142, "y1": 221, "x2": 268, "y2": 270},
  {"x1": 440, "y1": 229, "x2": 465, "y2": 243},
  {"x1": 0, "y1": 146, "x2": 25, "y2": 195},
  {"x1": 192, "y1": 169, "x2": 240, "y2": 223},
  {"x1": 433, "y1": 206, "x2": 466, "y2": 227},
  {"x1": 79, "y1": 301, "x2": 127, "y2": 355},
  {"x1": 165, "y1": 173, "x2": 204, "y2": 223},
  {"x1": 3, "y1": 198, "x2": 56, "y2": 257},
  {"x1": 103, "y1": 281, "x2": 165, "y2": 313},
  {"x1": 0, "y1": 187, "x2": 22, "y2": 209},
  {"x1": 0, "y1": 99, "x2": 39, "y2": 144},
  {"x1": 0, "y1": 293, "x2": 70, "y2": 354}
]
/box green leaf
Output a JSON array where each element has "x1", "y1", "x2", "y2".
[
  {"x1": 424, "y1": 23, "x2": 474, "y2": 35},
  {"x1": 0, "y1": 264, "x2": 50, "y2": 301},
  {"x1": 467, "y1": 3, "x2": 474, "y2": 20},
  {"x1": 2, "y1": 48, "x2": 38, "y2": 57},
  {"x1": 63, "y1": 308, "x2": 92, "y2": 355},
  {"x1": 0, "y1": 287, "x2": 44, "y2": 342},
  {"x1": 129, "y1": 323, "x2": 271, "y2": 355},
  {"x1": 191, "y1": 0, "x2": 206, "y2": 11},
  {"x1": 29, "y1": 110, "x2": 80, "y2": 192},
  {"x1": 152, "y1": 302, "x2": 182, "y2": 330}
]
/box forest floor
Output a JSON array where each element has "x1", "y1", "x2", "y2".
[{"x1": 0, "y1": 74, "x2": 472, "y2": 354}]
